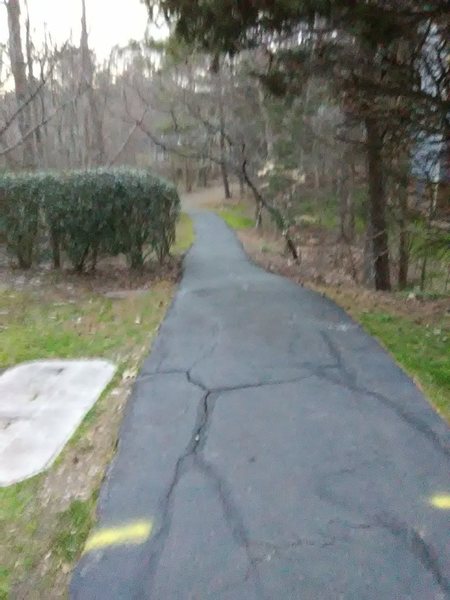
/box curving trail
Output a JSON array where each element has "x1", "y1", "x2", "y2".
[{"x1": 71, "y1": 212, "x2": 450, "y2": 599}]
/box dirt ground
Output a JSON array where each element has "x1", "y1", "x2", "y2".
[
  {"x1": 238, "y1": 227, "x2": 450, "y2": 326},
  {"x1": 15, "y1": 375, "x2": 135, "y2": 598},
  {"x1": 181, "y1": 184, "x2": 236, "y2": 211},
  {"x1": 0, "y1": 240, "x2": 187, "y2": 598},
  {"x1": 181, "y1": 184, "x2": 449, "y2": 324},
  {"x1": 2, "y1": 187, "x2": 447, "y2": 597}
]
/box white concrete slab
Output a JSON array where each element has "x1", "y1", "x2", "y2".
[{"x1": 0, "y1": 359, "x2": 116, "y2": 486}]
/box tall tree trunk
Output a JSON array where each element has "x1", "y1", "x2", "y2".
[
  {"x1": 338, "y1": 148, "x2": 355, "y2": 242},
  {"x1": 365, "y1": 117, "x2": 391, "y2": 291},
  {"x1": 397, "y1": 176, "x2": 410, "y2": 290},
  {"x1": 80, "y1": 0, "x2": 104, "y2": 166},
  {"x1": 420, "y1": 183, "x2": 439, "y2": 292},
  {"x1": 314, "y1": 166, "x2": 320, "y2": 190},
  {"x1": 6, "y1": 0, "x2": 35, "y2": 169},
  {"x1": 24, "y1": 0, "x2": 44, "y2": 166},
  {"x1": 312, "y1": 139, "x2": 320, "y2": 189},
  {"x1": 254, "y1": 201, "x2": 263, "y2": 229},
  {"x1": 242, "y1": 157, "x2": 299, "y2": 261},
  {"x1": 257, "y1": 83, "x2": 274, "y2": 160},
  {"x1": 219, "y1": 133, "x2": 231, "y2": 199},
  {"x1": 184, "y1": 159, "x2": 193, "y2": 192},
  {"x1": 363, "y1": 217, "x2": 375, "y2": 287},
  {"x1": 239, "y1": 173, "x2": 245, "y2": 199},
  {"x1": 216, "y1": 68, "x2": 231, "y2": 199}
]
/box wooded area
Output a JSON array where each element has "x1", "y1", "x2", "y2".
[
  {"x1": 0, "y1": 0, "x2": 449, "y2": 292},
  {"x1": 0, "y1": 3, "x2": 449, "y2": 595}
]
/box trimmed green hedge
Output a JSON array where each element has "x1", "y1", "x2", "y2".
[{"x1": 0, "y1": 168, "x2": 180, "y2": 271}]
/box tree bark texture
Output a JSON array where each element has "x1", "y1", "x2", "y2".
[
  {"x1": 6, "y1": 0, "x2": 35, "y2": 169},
  {"x1": 365, "y1": 117, "x2": 391, "y2": 291}
]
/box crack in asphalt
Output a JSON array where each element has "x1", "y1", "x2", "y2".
[
  {"x1": 138, "y1": 345, "x2": 449, "y2": 595},
  {"x1": 249, "y1": 535, "x2": 339, "y2": 557},
  {"x1": 320, "y1": 330, "x2": 357, "y2": 387},
  {"x1": 316, "y1": 466, "x2": 450, "y2": 597},
  {"x1": 136, "y1": 329, "x2": 449, "y2": 597},
  {"x1": 187, "y1": 322, "x2": 222, "y2": 380},
  {"x1": 140, "y1": 363, "x2": 338, "y2": 395},
  {"x1": 375, "y1": 514, "x2": 450, "y2": 596},
  {"x1": 72, "y1": 212, "x2": 450, "y2": 600},
  {"x1": 138, "y1": 370, "x2": 272, "y2": 598},
  {"x1": 194, "y1": 456, "x2": 267, "y2": 599},
  {"x1": 329, "y1": 513, "x2": 450, "y2": 597},
  {"x1": 322, "y1": 366, "x2": 450, "y2": 458},
  {"x1": 142, "y1": 345, "x2": 450, "y2": 461},
  {"x1": 320, "y1": 330, "x2": 449, "y2": 458}
]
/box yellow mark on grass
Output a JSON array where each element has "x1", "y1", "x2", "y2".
[
  {"x1": 430, "y1": 495, "x2": 450, "y2": 510},
  {"x1": 84, "y1": 520, "x2": 153, "y2": 553}
]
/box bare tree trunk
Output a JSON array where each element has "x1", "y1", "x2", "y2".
[
  {"x1": 363, "y1": 217, "x2": 375, "y2": 287},
  {"x1": 365, "y1": 117, "x2": 391, "y2": 291},
  {"x1": 397, "y1": 176, "x2": 410, "y2": 290},
  {"x1": 238, "y1": 88, "x2": 264, "y2": 223},
  {"x1": 216, "y1": 68, "x2": 231, "y2": 199},
  {"x1": 299, "y1": 147, "x2": 305, "y2": 176},
  {"x1": 219, "y1": 133, "x2": 231, "y2": 199},
  {"x1": 254, "y1": 201, "x2": 263, "y2": 229},
  {"x1": 314, "y1": 166, "x2": 320, "y2": 190},
  {"x1": 37, "y1": 32, "x2": 51, "y2": 167},
  {"x1": 338, "y1": 148, "x2": 355, "y2": 242},
  {"x1": 239, "y1": 174, "x2": 245, "y2": 199},
  {"x1": 24, "y1": 0, "x2": 43, "y2": 166},
  {"x1": 420, "y1": 183, "x2": 439, "y2": 292},
  {"x1": 257, "y1": 83, "x2": 274, "y2": 160},
  {"x1": 37, "y1": 61, "x2": 49, "y2": 168},
  {"x1": 420, "y1": 254, "x2": 428, "y2": 292},
  {"x1": 184, "y1": 159, "x2": 193, "y2": 192},
  {"x1": 80, "y1": 0, "x2": 104, "y2": 166},
  {"x1": 197, "y1": 160, "x2": 209, "y2": 188},
  {"x1": 6, "y1": 0, "x2": 35, "y2": 169},
  {"x1": 242, "y1": 156, "x2": 299, "y2": 261}
]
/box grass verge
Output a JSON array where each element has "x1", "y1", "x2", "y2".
[
  {"x1": 319, "y1": 294, "x2": 449, "y2": 421},
  {"x1": 217, "y1": 203, "x2": 255, "y2": 230},
  {"x1": 236, "y1": 228, "x2": 450, "y2": 423},
  {"x1": 0, "y1": 214, "x2": 194, "y2": 599},
  {"x1": 173, "y1": 211, "x2": 195, "y2": 254},
  {"x1": 352, "y1": 308, "x2": 448, "y2": 419}
]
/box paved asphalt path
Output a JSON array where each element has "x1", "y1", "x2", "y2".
[{"x1": 72, "y1": 213, "x2": 450, "y2": 599}]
